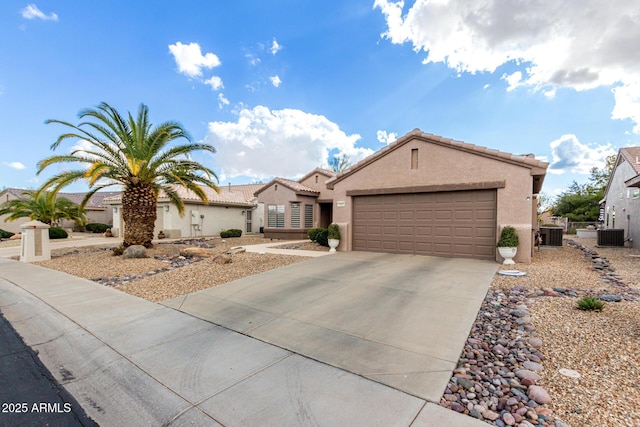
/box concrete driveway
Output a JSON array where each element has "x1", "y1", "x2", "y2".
[{"x1": 165, "y1": 251, "x2": 498, "y2": 402}]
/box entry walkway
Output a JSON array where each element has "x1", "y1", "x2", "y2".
[{"x1": 0, "y1": 253, "x2": 494, "y2": 426}]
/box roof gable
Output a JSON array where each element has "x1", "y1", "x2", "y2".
[
  {"x1": 297, "y1": 168, "x2": 336, "y2": 183},
  {"x1": 254, "y1": 177, "x2": 319, "y2": 197},
  {"x1": 326, "y1": 129, "x2": 548, "y2": 189}
]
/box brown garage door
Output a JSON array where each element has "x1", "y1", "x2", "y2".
[{"x1": 352, "y1": 190, "x2": 496, "y2": 259}]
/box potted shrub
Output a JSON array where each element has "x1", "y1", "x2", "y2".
[
  {"x1": 157, "y1": 230, "x2": 166, "y2": 239},
  {"x1": 327, "y1": 223, "x2": 341, "y2": 253},
  {"x1": 104, "y1": 228, "x2": 113, "y2": 237},
  {"x1": 497, "y1": 226, "x2": 519, "y2": 264}
]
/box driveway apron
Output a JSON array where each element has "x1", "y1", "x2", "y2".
[{"x1": 165, "y1": 251, "x2": 498, "y2": 402}]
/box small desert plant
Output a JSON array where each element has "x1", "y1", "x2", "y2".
[
  {"x1": 315, "y1": 229, "x2": 329, "y2": 247},
  {"x1": 497, "y1": 226, "x2": 519, "y2": 247},
  {"x1": 85, "y1": 223, "x2": 110, "y2": 233},
  {"x1": 328, "y1": 223, "x2": 341, "y2": 240},
  {"x1": 307, "y1": 228, "x2": 324, "y2": 242},
  {"x1": 220, "y1": 229, "x2": 242, "y2": 238},
  {"x1": 48, "y1": 227, "x2": 68, "y2": 239},
  {"x1": 577, "y1": 296, "x2": 604, "y2": 311},
  {"x1": 0, "y1": 228, "x2": 15, "y2": 239}
]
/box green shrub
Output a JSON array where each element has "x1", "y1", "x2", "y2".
[
  {"x1": 315, "y1": 229, "x2": 329, "y2": 247},
  {"x1": 0, "y1": 229, "x2": 15, "y2": 239},
  {"x1": 220, "y1": 229, "x2": 242, "y2": 238},
  {"x1": 577, "y1": 296, "x2": 604, "y2": 311},
  {"x1": 497, "y1": 226, "x2": 519, "y2": 247},
  {"x1": 328, "y1": 223, "x2": 341, "y2": 240},
  {"x1": 85, "y1": 223, "x2": 110, "y2": 233},
  {"x1": 307, "y1": 228, "x2": 324, "y2": 242},
  {"x1": 48, "y1": 227, "x2": 68, "y2": 239}
]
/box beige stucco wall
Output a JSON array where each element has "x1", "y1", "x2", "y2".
[
  {"x1": 159, "y1": 203, "x2": 253, "y2": 238},
  {"x1": 299, "y1": 172, "x2": 334, "y2": 200},
  {"x1": 330, "y1": 138, "x2": 538, "y2": 263},
  {"x1": 603, "y1": 159, "x2": 640, "y2": 245},
  {"x1": 258, "y1": 184, "x2": 318, "y2": 232},
  {"x1": 107, "y1": 202, "x2": 261, "y2": 239}
]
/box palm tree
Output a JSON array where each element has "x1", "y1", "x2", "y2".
[
  {"x1": 0, "y1": 190, "x2": 87, "y2": 226},
  {"x1": 37, "y1": 102, "x2": 219, "y2": 248}
]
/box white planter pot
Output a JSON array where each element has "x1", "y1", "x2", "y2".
[
  {"x1": 328, "y1": 239, "x2": 339, "y2": 253},
  {"x1": 498, "y1": 247, "x2": 517, "y2": 265}
]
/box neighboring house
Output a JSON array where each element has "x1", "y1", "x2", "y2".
[
  {"x1": 257, "y1": 129, "x2": 548, "y2": 263},
  {"x1": 0, "y1": 188, "x2": 31, "y2": 234},
  {"x1": 538, "y1": 209, "x2": 568, "y2": 231},
  {"x1": 0, "y1": 188, "x2": 119, "y2": 233},
  {"x1": 601, "y1": 147, "x2": 640, "y2": 245},
  {"x1": 103, "y1": 184, "x2": 264, "y2": 239},
  {"x1": 255, "y1": 168, "x2": 336, "y2": 239}
]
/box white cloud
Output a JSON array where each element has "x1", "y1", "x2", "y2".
[
  {"x1": 374, "y1": 0, "x2": 640, "y2": 132},
  {"x1": 206, "y1": 106, "x2": 372, "y2": 180},
  {"x1": 3, "y1": 162, "x2": 26, "y2": 170},
  {"x1": 168, "y1": 42, "x2": 220, "y2": 78},
  {"x1": 270, "y1": 39, "x2": 283, "y2": 55},
  {"x1": 21, "y1": 4, "x2": 58, "y2": 21},
  {"x1": 269, "y1": 75, "x2": 282, "y2": 87},
  {"x1": 204, "y1": 76, "x2": 224, "y2": 90},
  {"x1": 246, "y1": 53, "x2": 261, "y2": 66},
  {"x1": 217, "y1": 93, "x2": 230, "y2": 109},
  {"x1": 501, "y1": 71, "x2": 522, "y2": 92},
  {"x1": 376, "y1": 130, "x2": 397, "y2": 144},
  {"x1": 547, "y1": 134, "x2": 616, "y2": 175}
]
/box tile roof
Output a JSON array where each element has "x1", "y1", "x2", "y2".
[
  {"x1": 102, "y1": 184, "x2": 263, "y2": 207},
  {"x1": 326, "y1": 129, "x2": 549, "y2": 188},
  {"x1": 254, "y1": 177, "x2": 320, "y2": 196},
  {"x1": 298, "y1": 167, "x2": 337, "y2": 183},
  {"x1": 58, "y1": 191, "x2": 121, "y2": 209}
]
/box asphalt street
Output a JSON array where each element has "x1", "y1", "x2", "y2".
[{"x1": 0, "y1": 311, "x2": 97, "y2": 427}]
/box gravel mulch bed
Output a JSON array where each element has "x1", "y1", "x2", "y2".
[
  {"x1": 272, "y1": 240, "x2": 330, "y2": 252},
  {"x1": 33, "y1": 236, "x2": 311, "y2": 302},
  {"x1": 442, "y1": 238, "x2": 640, "y2": 427}
]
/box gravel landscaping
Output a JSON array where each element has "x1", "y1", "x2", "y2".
[
  {"x1": 441, "y1": 238, "x2": 640, "y2": 427},
  {"x1": 6, "y1": 233, "x2": 640, "y2": 426},
  {"x1": 31, "y1": 236, "x2": 313, "y2": 302}
]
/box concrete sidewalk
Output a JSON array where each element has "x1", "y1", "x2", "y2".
[{"x1": 0, "y1": 256, "x2": 490, "y2": 426}]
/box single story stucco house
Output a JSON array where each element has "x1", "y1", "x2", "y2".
[
  {"x1": 601, "y1": 147, "x2": 640, "y2": 244},
  {"x1": 103, "y1": 184, "x2": 264, "y2": 239},
  {"x1": 254, "y1": 168, "x2": 337, "y2": 240},
  {"x1": 0, "y1": 188, "x2": 119, "y2": 234},
  {"x1": 256, "y1": 129, "x2": 548, "y2": 263}
]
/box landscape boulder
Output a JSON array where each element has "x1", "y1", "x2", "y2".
[
  {"x1": 212, "y1": 254, "x2": 232, "y2": 265},
  {"x1": 225, "y1": 246, "x2": 246, "y2": 255},
  {"x1": 123, "y1": 245, "x2": 148, "y2": 259},
  {"x1": 180, "y1": 247, "x2": 212, "y2": 258},
  {"x1": 9, "y1": 233, "x2": 21, "y2": 240}
]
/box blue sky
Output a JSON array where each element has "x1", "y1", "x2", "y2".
[{"x1": 1, "y1": 1, "x2": 639, "y2": 203}]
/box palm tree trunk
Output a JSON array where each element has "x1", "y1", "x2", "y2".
[{"x1": 122, "y1": 183, "x2": 157, "y2": 247}]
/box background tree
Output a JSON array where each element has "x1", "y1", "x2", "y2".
[
  {"x1": 328, "y1": 154, "x2": 351, "y2": 172},
  {"x1": 0, "y1": 190, "x2": 86, "y2": 226},
  {"x1": 588, "y1": 154, "x2": 617, "y2": 189},
  {"x1": 551, "y1": 154, "x2": 616, "y2": 222},
  {"x1": 37, "y1": 102, "x2": 219, "y2": 248},
  {"x1": 552, "y1": 181, "x2": 602, "y2": 221}
]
